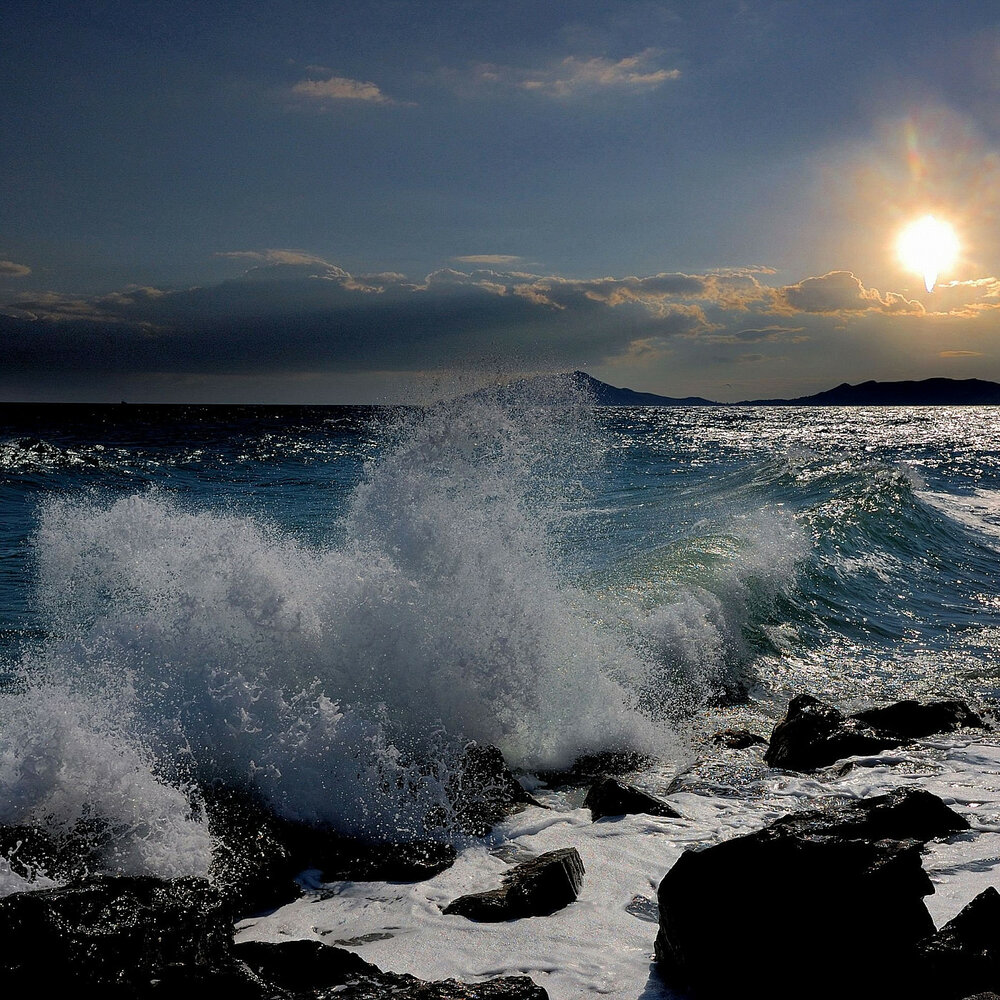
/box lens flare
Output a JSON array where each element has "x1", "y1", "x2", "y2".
[{"x1": 896, "y1": 215, "x2": 959, "y2": 292}]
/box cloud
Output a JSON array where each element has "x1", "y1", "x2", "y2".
[
  {"x1": 714, "y1": 325, "x2": 807, "y2": 344},
  {"x1": 920, "y1": 277, "x2": 1000, "y2": 318},
  {"x1": 0, "y1": 260, "x2": 31, "y2": 278},
  {"x1": 217, "y1": 249, "x2": 338, "y2": 267},
  {"x1": 939, "y1": 350, "x2": 984, "y2": 357},
  {"x1": 0, "y1": 258, "x2": 742, "y2": 381},
  {"x1": 776, "y1": 271, "x2": 923, "y2": 315},
  {"x1": 8, "y1": 256, "x2": 1000, "y2": 398},
  {"x1": 467, "y1": 49, "x2": 680, "y2": 99},
  {"x1": 291, "y1": 74, "x2": 396, "y2": 105},
  {"x1": 453, "y1": 255, "x2": 524, "y2": 266},
  {"x1": 217, "y1": 249, "x2": 351, "y2": 281}
]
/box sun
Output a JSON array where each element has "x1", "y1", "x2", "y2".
[{"x1": 896, "y1": 215, "x2": 959, "y2": 292}]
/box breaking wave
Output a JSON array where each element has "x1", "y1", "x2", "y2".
[{"x1": 0, "y1": 381, "x2": 804, "y2": 881}]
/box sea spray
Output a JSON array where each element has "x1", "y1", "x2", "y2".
[{"x1": 0, "y1": 381, "x2": 812, "y2": 883}]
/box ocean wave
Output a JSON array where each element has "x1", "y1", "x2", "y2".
[{"x1": 0, "y1": 382, "x2": 702, "y2": 869}]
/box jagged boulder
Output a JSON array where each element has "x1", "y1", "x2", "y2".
[
  {"x1": 764, "y1": 694, "x2": 900, "y2": 770},
  {"x1": 0, "y1": 875, "x2": 253, "y2": 995},
  {"x1": 655, "y1": 788, "x2": 968, "y2": 1000},
  {"x1": 854, "y1": 699, "x2": 986, "y2": 740},
  {"x1": 443, "y1": 742, "x2": 540, "y2": 836},
  {"x1": 536, "y1": 749, "x2": 655, "y2": 787},
  {"x1": 204, "y1": 783, "x2": 455, "y2": 917},
  {"x1": 236, "y1": 939, "x2": 549, "y2": 998},
  {"x1": 327, "y1": 974, "x2": 549, "y2": 999},
  {"x1": 0, "y1": 874, "x2": 549, "y2": 998},
  {"x1": 916, "y1": 887, "x2": 1000, "y2": 999},
  {"x1": 765, "y1": 695, "x2": 987, "y2": 771},
  {"x1": 444, "y1": 847, "x2": 584, "y2": 921},
  {"x1": 583, "y1": 776, "x2": 682, "y2": 821},
  {"x1": 0, "y1": 823, "x2": 99, "y2": 885},
  {"x1": 710, "y1": 727, "x2": 768, "y2": 749}
]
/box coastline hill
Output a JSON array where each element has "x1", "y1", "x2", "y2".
[
  {"x1": 551, "y1": 371, "x2": 716, "y2": 406},
  {"x1": 560, "y1": 373, "x2": 1000, "y2": 406},
  {"x1": 743, "y1": 377, "x2": 1000, "y2": 406}
]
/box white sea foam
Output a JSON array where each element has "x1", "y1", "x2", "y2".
[
  {"x1": 234, "y1": 732, "x2": 1000, "y2": 1000},
  {"x1": 920, "y1": 487, "x2": 1000, "y2": 544}
]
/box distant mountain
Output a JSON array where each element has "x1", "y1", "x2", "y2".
[
  {"x1": 743, "y1": 378, "x2": 1000, "y2": 406},
  {"x1": 501, "y1": 372, "x2": 1000, "y2": 408},
  {"x1": 559, "y1": 371, "x2": 715, "y2": 406}
]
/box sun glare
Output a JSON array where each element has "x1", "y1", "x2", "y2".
[{"x1": 896, "y1": 215, "x2": 959, "y2": 292}]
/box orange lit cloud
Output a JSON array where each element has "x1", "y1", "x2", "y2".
[
  {"x1": 775, "y1": 271, "x2": 923, "y2": 315},
  {"x1": 0, "y1": 260, "x2": 31, "y2": 278},
  {"x1": 291, "y1": 75, "x2": 396, "y2": 104},
  {"x1": 467, "y1": 50, "x2": 680, "y2": 98}
]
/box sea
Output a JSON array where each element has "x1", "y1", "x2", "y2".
[{"x1": 3, "y1": 383, "x2": 1000, "y2": 998}]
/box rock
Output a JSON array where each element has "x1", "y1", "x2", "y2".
[
  {"x1": 764, "y1": 694, "x2": 900, "y2": 770},
  {"x1": 236, "y1": 939, "x2": 549, "y2": 998},
  {"x1": 916, "y1": 887, "x2": 1000, "y2": 999},
  {"x1": 443, "y1": 742, "x2": 541, "y2": 836},
  {"x1": 768, "y1": 786, "x2": 969, "y2": 843},
  {"x1": 710, "y1": 727, "x2": 768, "y2": 749},
  {"x1": 583, "y1": 776, "x2": 682, "y2": 821},
  {"x1": 536, "y1": 748, "x2": 654, "y2": 787},
  {"x1": 327, "y1": 971, "x2": 549, "y2": 998},
  {"x1": 235, "y1": 938, "x2": 385, "y2": 991},
  {"x1": 203, "y1": 783, "x2": 301, "y2": 917},
  {"x1": 281, "y1": 825, "x2": 456, "y2": 884},
  {"x1": 0, "y1": 871, "x2": 548, "y2": 998},
  {"x1": 765, "y1": 694, "x2": 986, "y2": 772},
  {"x1": 0, "y1": 823, "x2": 99, "y2": 884},
  {"x1": 0, "y1": 875, "x2": 254, "y2": 995},
  {"x1": 444, "y1": 847, "x2": 584, "y2": 921},
  {"x1": 655, "y1": 788, "x2": 967, "y2": 1000},
  {"x1": 854, "y1": 699, "x2": 988, "y2": 739},
  {"x1": 204, "y1": 783, "x2": 456, "y2": 918}
]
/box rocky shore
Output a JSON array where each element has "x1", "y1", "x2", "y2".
[{"x1": 1, "y1": 697, "x2": 998, "y2": 999}]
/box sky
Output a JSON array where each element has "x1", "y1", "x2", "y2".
[{"x1": 4, "y1": 0, "x2": 1000, "y2": 403}]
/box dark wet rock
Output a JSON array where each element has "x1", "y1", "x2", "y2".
[
  {"x1": 0, "y1": 875, "x2": 254, "y2": 995},
  {"x1": 854, "y1": 699, "x2": 988, "y2": 739},
  {"x1": 765, "y1": 694, "x2": 987, "y2": 772},
  {"x1": 236, "y1": 939, "x2": 549, "y2": 998},
  {"x1": 235, "y1": 938, "x2": 382, "y2": 991},
  {"x1": 204, "y1": 784, "x2": 456, "y2": 918},
  {"x1": 327, "y1": 970, "x2": 549, "y2": 999},
  {"x1": 443, "y1": 742, "x2": 541, "y2": 836},
  {"x1": 443, "y1": 847, "x2": 584, "y2": 921},
  {"x1": 203, "y1": 783, "x2": 301, "y2": 917},
  {"x1": 282, "y1": 826, "x2": 456, "y2": 884},
  {"x1": 710, "y1": 727, "x2": 768, "y2": 749},
  {"x1": 536, "y1": 749, "x2": 655, "y2": 787},
  {"x1": 0, "y1": 823, "x2": 99, "y2": 884},
  {"x1": 764, "y1": 694, "x2": 901, "y2": 771},
  {"x1": 583, "y1": 776, "x2": 682, "y2": 821},
  {"x1": 655, "y1": 788, "x2": 967, "y2": 1000},
  {"x1": 915, "y1": 887, "x2": 1000, "y2": 1000},
  {"x1": 768, "y1": 786, "x2": 969, "y2": 843},
  {"x1": 0, "y1": 874, "x2": 547, "y2": 998}
]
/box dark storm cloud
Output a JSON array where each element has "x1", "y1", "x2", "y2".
[
  {"x1": 0, "y1": 257, "x2": 727, "y2": 378},
  {"x1": 7, "y1": 255, "x2": 1000, "y2": 395}
]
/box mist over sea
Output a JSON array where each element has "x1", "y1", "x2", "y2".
[{"x1": 2, "y1": 383, "x2": 1000, "y2": 905}]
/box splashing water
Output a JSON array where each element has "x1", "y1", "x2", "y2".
[{"x1": 0, "y1": 379, "x2": 803, "y2": 881}]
